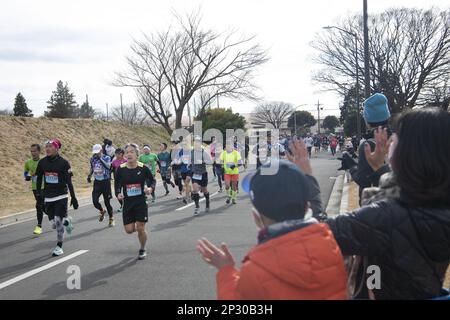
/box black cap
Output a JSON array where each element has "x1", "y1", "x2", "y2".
[{"x1": 242, "y1": 160, "x2": 310, "y2": 222}]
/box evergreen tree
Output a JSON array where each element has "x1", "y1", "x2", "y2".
[
  {"x1": 13, "y1": 92, "x2": 33, "y2": 117},
  {"x1": 77, "y1": 101, "x2": 96, "y2": 119},
  {"x1": 45, "y1": 81, "x2": 78, "y2": 118}
]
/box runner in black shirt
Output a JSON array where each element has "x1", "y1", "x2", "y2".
[
  {"x1": 36, "y1": 139, "x2": 78, "y2": 256},
  {"x1": 115, "y1": 143, "x2": 155, "y2": 260}
]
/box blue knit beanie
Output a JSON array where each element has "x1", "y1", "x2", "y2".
[{"x1": 363, "y1": 93, "x2": 391, "y2": 123}]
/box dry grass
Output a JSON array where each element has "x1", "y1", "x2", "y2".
[
  {"x1": 344, "y1": 180, "x2": 450, "y2": 292},
  {"x1": 0, "y1": 116, "x2": 169, "y2": 217}
]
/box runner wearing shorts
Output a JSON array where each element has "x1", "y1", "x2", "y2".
[
  {"x1": 35, "y1": 139, "x2": 78, "y2": 256},
  {"x1": 220, "y1": 140, "x2": 243, "y2": 205},
  {"x1": 190, "y1": 136, "x2": 213, "y2": 215},
  {"x1": 115, "y1": 143, "x2": 155, "y2": 260}
]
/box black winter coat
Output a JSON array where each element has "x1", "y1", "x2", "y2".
[{"x1": 327, "y1": 199, "x2": 450, "y2": 299}]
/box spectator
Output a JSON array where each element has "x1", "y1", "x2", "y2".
[
  {"x1": 291, "y1": 108, "x2": 450, "y2": 300},
  {"x1": 339, "y1": 93, "x2": 392, "y2": 203},
  {"x1": 197, "y1": 157, "x2": 347, "y2": 300}
]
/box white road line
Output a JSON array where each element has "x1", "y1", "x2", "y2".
[
  {"x1": 0, "y1": 250, "x2": 89, "y2": 290},
  {"x1": 175, "y1": 191, "x2": 219, "y2": 211}
]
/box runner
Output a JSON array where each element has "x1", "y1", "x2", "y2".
[
  {"x1": 220, "y1": 140, "x2": 244, "y2": 205},
  {"x1": 213, "y1": 142, "x2": 224, "y2": 193},
  {"x1": 112, "y1": 148, "x2": 127, "y2": 213},
  {"x1": 24, "y1": 144, "x2": 45, "y2": 235},
  {"x1": 303, "y1": 135, "x2": 314, "y2": 158},
  {"x1": 87, "y1": 144, "x2": 114, "y2": 227},
  {"x1": 157, "y1": 142, "x2": 175, "y2": 196},
  {"x1": 103, "y1": 138, "x2": 116, "y2": 161},
  {"x1": 115, "y1": 143, "x2": 155, "y2": 260},
  {"x1": 329, "y1": 134, "x2": 338, "y2": 156},
  {"x1": 35, "y1": 139, "x2": 78, "y2": 256},
  {"x1": 210, "y1": 136, "x2": 217, "y2": 182},
  {"x1": 138, "y1": 145, "x2": 158, "y2": 203},
  {"x1": 170, "y1": 140, "x2": 184, "y2": 199},
  {"x1": 190, "y1": 136, "x2": 213, "y2": 215},
  {"x1": 179, "y1": 139, "x2": 193, "y2": 204}
]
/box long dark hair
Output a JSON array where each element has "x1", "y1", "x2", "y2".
[{"x1": 392, "y1": 108, "x2": 450, "y2": 207}]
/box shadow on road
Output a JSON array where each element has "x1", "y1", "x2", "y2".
[
  {"x1": 0, "y1": 254, "x2": 51, "y2": 281},
  {"x1": 21, "y1": 227, "x2": 110, "y2": 254},
  {"x1": 41, "y1": 257, "x2": 138, "y2": 299}
]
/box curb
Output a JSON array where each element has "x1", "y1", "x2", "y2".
[
  {"x1": 325, "y1": 174, "x2": 344, "y2": 216},
  {"x1": 339, "y1": 173, "x2": 350, "y2": 214}
]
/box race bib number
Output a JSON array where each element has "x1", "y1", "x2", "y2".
[
  {"x1": 226, "y1": 162, "x2": 235, "y2": 168},
  {"x1": 182, "y1": 155, "x2": 190, "y2": 164},
  {"x1": 32, "y1": 176, "x2": 37, "y2": 183},
  {"x1": 192, "y1": 173, "x2": 203, "y2": 180},
  {"x1": 94, "y1": 165, "x2": 105, "y2": 180},
  {"x1": 160, "y1": 161, "x2": 166, "y2": 167},
  {"x1": 45, "y1": 172, "x2": 59, "y2": 184},
  {"x1": 126, "y1": 184, "x2": 142, "y2": 197}
]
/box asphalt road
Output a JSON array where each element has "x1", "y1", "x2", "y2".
[{"x1": 0, "y1": 152, "x2": 340, "y2": 300}]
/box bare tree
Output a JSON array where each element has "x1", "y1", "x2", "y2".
[
  {"x1": 251, "y1": 101, "x2": 294, "y2": 129},
  {"x1": 311, "y1": 8, "x2": 450, "y2": 113},
  {"x1": 114, "y1": 11, "x2": 269, "y2": 134},
  {"x1": 111, "y1": 103, "x2": 150, "y2": 125}
]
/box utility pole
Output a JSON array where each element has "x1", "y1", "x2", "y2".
[
  {"x1": 106, "y1": 103, "x2": 109, "y2": 121},
  {"x1": 86, "y1": 94, "x2": 89, "y2": 104},
  {"x1": 316, "y1": 100, "x2": 323, "y2": 134},
  {"x1": 120, "y1": 93, "x2": 124, "y2": 122},
  {"x1": 363, "y1": 0, "x2": 371, "y2": 98}
]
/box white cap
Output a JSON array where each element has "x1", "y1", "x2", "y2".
[
  {"x1": 194, "y1": 136, "x2": 202, "y2": 142},
  {"x1": 143, "y1": 145, "x2": 151, "y2": 150},
  {"x1": 92, "y1": 144, "x2": 102, "y2": 154}
]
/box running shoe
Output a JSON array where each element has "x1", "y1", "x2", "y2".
[
  {"x1": 182, "y1": 198, "x2": 188, "y2": 205},
  {"x1": 64, "y1": 216, "x2": 74, "y2": 235},
  {"x1": 108, "y1": 218, "x2": 115, "y2": 227},
  {"x1": 232, "y1": 199, "x2": 237, "y2": 205},
  {"x1": 205, "y1": 206, "x2": 210, "y2": 213},
  {"x1": 138, "y1": 249, "x2": 147, "y2": 260},
  {"x1": 226, "y1": 197, "x2": 231, "y2": 204},
  {"x1": 33, "y1": 225, "x2": 42, "y2": 235},
  {"x1": 218, "y1": 188, "x2": 223, "y2": 193},
  {"x1": 52, "y1": 246, "x2": 64, "y2": 257},
  {"x1": 99, "y1": 209, "x2": 106, "y2": 222},
  {"x1": 165, "y1": 190, "x2": 170, "y2": 196},
  {"x1": 194, "y1": 207, "x2": 200, "y2": 215},
  {"x1": 176, "y1": 193, "x2": 183, "y2": 199}
]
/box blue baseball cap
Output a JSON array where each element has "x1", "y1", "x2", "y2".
[{"x1": 242, "y1": 160, "x2": 310, "y2": 222}]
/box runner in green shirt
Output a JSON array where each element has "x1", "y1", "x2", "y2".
[
  {"x1": 24, "y1": 144, "x2": 45, "y2": 235},
  {"x1": 138, "y1": 145, "x2": 159, "y2": 203}
]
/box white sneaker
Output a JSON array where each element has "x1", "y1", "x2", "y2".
[
  {"x1": 194, "y1": 207, "x2": 200, "y2": 215},
  {"x1": 52, "y1": 246, "x2": 64, "y2": 257}
]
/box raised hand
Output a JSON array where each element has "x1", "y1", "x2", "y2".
[
  {"x1": 364, "y1": 127, "x2": 392, "y2": 171},
  {"x1": 286, "y1": 137, "x2": 313, "y2": 175},
  {"x1": 197, "y1": 238, "x2": 235, "y2": 270}
]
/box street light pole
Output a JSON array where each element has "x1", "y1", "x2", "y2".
[{"x1": 363, "y1": 0, "x2": 370, "y2": 98}]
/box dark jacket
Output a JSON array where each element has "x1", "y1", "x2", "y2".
[{"x1": 327, "y1": 199, "x2": 450, "y2": 299}]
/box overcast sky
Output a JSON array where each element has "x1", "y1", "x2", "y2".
[{"x1": 0, "y1": 0, "x2": 447, "y2": 118}]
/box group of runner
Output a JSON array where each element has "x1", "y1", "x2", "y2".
[{"x1": 23, "y1": 136, "x2": 245, "y2": 260}]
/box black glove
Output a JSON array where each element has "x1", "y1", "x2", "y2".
[
  {"x1": 87, "y1": 176, "x2": 92, "y2": 183},
  {"x1": 70, "y1": 197, "x2": 79, "y2": 210},
  {"x1": 338, "y1": 152, "x2": 357, "y2": 171},
  {"x1": 25, "y1": 175, "x2": 31, "y2": 181}
]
